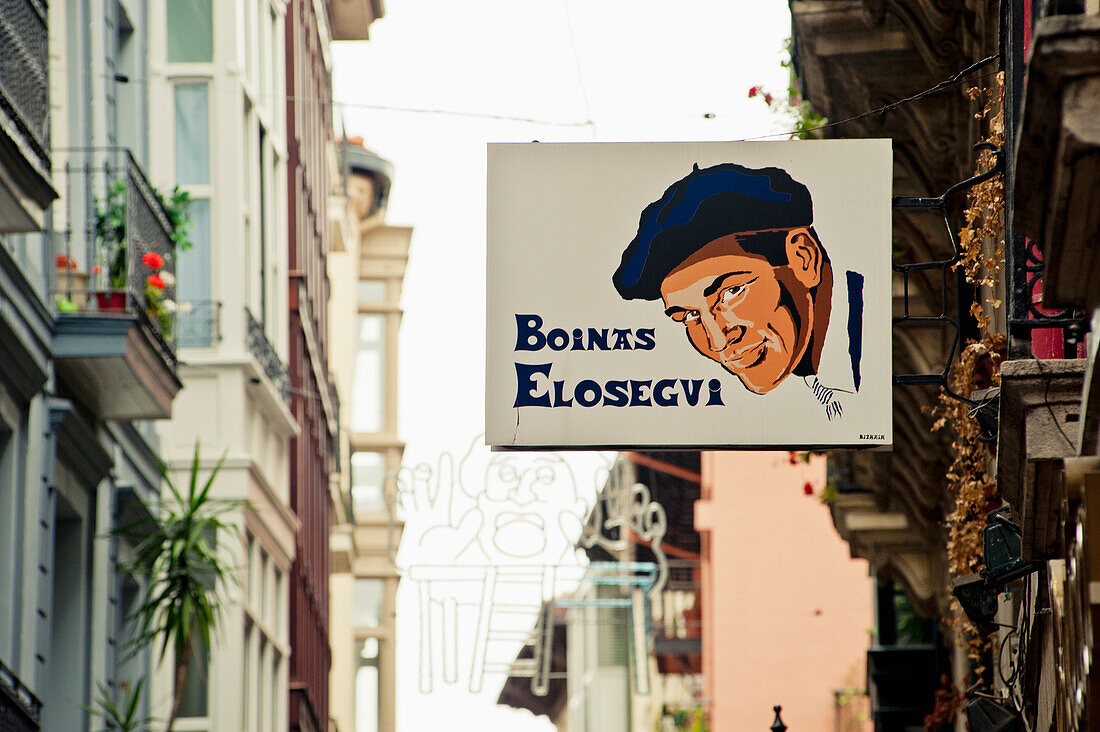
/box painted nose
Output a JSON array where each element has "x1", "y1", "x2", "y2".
[{"x1": 701, "y1": 312, "x2": 737, "y2": 352}]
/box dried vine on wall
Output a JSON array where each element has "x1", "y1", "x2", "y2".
[{"x1": 928, "y1": 74, "x2": 1006, "y2": 657}]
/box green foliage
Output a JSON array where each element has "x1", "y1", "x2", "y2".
[
  {"x1": 145, "y1": 282, "x2": 173, "y2": 341},
  {"x1": 659, "y1": 705, "x2": 710, "y2": 732},
  {"x1": 93, "y1": 181, "x2": 193, "y2": 289},
  {"x1": 159, "y1": 187, "x2": 193, "y2": 254},
  {"x1": 85, "y1": 679, "x2": 153, "y2": 732},
  {"x1": 94, "y1": 181, "x2": 128, "y2": 289},
  {"x1": 113, "y1": 444, "x2": 241, "y2": 731}
]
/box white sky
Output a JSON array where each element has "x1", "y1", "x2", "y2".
[{"x1": 332, "y1": 3, "x2": 793, "y2": 729}]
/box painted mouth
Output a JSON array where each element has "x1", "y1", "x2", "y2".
[{"x1": 725, "y1": 340, "x2": 770, "y2": 369}]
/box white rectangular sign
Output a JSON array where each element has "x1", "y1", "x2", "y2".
[{"x1": 486, "y1": 141, "x2": 892, "y2": 450}]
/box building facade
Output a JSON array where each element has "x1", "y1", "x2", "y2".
[
  {"x1": 0, "y1": 0, "x2": 186, "y2": 730},
  {"x1": 791, "y1": 0, "x2": 1100, "y2": 728},
  {"x1": 150, "y1": 0, "x2": 299, "y2": 728},
  {"x1": 283, "y1": 1, "x2": 375, "y2": 728},
  {"x1": 498, "y1": 451, "x2": 871, "y2": 732},
  {"x1": 329, "y1": 140, "x2": 409, "y2": 732}
]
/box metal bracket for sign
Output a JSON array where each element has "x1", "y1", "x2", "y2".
[{"x1": 891, "y1": 142, "x2": 1003, "y2": 413}]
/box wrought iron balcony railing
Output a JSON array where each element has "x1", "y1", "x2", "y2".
[
  {"x1": 245, "y1": 308, "x2": 291, "y2": 403},
  {"x1": 50, "y1": 148, "x2": 178, "y2": 364},
  {"x1": 177, "y1": 300, "x2": 222, "y2": 348},
  {"x1": 0, "y1": 658, "x2": 41, "y2": 732},
  {"x1": 0, "y1": 0, "x2": 50, "y2": 175},
  {"x1": 652, "y1": 559, "x2": 700, "y2": 652}
]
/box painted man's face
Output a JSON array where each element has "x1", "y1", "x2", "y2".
[{"x1": 659, "y1": 230, "x2": 821, "y2": 394}]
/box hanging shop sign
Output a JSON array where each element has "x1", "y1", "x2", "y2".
[{"x1": 486, "y1": 140, "x2": 892, "y2": 450}]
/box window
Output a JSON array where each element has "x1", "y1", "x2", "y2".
[
  {"x1": 355, "y1": 644, "x2": 380, "y2": 732},
  {"x1": 177, "y1": 639, "x2": 210, "y2": 717},
  {"x1": 353, "y1": 579, "x2": 384, "y2": 628},
  {"x1": 174, "y1": 84, "x2": 210, "y2": 186},
  {"x1": 242, "y1": 539, "x2": 284, "y2": 732},
  {"x1": 176, "y1": 197, "x2": 211, "y2": 343},
  {"x1": 260, "y1": 549, "x2": 270, "y2": 624},
  {"x1": 357, "y1": 280, "x2": 387, "y2": 303},
  {"x1": 166, "y1": 0, "x2": 213, "y2": 62},
  {"x1": 352, "y1": 315, "x2": 386, "y2": 432},
  {"x1": 351, "y1": 452, "x2": 385, "y2": 513}
]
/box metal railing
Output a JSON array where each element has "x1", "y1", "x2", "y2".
[
  {"x1": 177, "y1": 300, "x2": 222, "y2": 348},
  {"x1": 652, "y1": 559, "x2": 700, "y2": 645},
  {"x1": 0, "y1": 658, "x2": 41, "y2": 732},
  {"x1": 0, "y1": 0, "x2": 50, "y2": 173},
  {"x1": 245, "y1": 308, "x2": 290, "y2": 403},
  {"x1": 50, "y1": 148, "x2": 178, "y2": 364}
]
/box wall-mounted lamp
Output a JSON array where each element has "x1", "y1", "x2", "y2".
[{"x1": 965, "y1": 696, "x2": 1022, "y2": 731}]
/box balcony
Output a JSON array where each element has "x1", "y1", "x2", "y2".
[
  {"x1": 246, "y1": 307, "x2": 291, "y2": 403},
  {"x1": 177, "y1": 300, "x2": 222, "y2": 348},
  {"x1": 0, "y1": 659, "x2": 41, "y2": 732},
  {"x1": 327, "y1": 0, "x2": 384, "y2": 41},
  {"x1": 651, "y1": 559, "x2": 702, "y2": 664},
  {"x1": 49, "y1": 149, "x2": 181, "y2": 420},
  {"x1": 0, "y1": 0, "x2": 56, "y2": 232}
]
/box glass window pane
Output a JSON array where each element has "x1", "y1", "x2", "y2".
[
  {"x1": 176, "y1": 197, "x2": 212, "y2": 346},
  {"x1": 355, "y1": 664, "x2": 379, "y2": 732},
  {"x1": 260, "y1": 550, "x2": 270, "y2": 623},
  {"x1": 353, "y1": 579, "x2": 384, "y2": 627},
  {"x1": 351, "y1": 452, "x2": 385, "y2": 513},
  {"x1": 352, "y1": 314, "x2": 385, "y2": 432},
  {"x1": 177, "y1": 640, "x2": 209, "y2": 717},
  {"x1": 175, "y1": 84, "x2": 210, "y2": 185},
  {"x1": 357, "y1": 280, "x2": 386, "y2": 303},
  {"x1": 167, "y1": 0, "x2": 213, "y2": 62}
]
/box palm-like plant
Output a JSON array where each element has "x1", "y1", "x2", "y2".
[
  {"x1": 116, "y1": 445, "x2": 241, "y2": 732},
  {"x1": 86, "y1": 679, "x2": 153, "y2": 732}
]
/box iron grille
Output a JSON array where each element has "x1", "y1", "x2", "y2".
[
  {"x1": 49, "y1": 148, "x2": 178, "y2": 364},
  {"x1": 177, "y1": 300, "x2": 222, "y2": 348},
  {"x1": 0, "y1": 0, "x2": 50, "y2": 170},
  {"x1": 891, "y1": 143, "x2": 1003, "y2": 407},
  {"x1": 0, "y1": 660, "x2": 41, "y2": 732},
  {"x1": 246, "y1": 308, "x2": 291, "y2": 403}
]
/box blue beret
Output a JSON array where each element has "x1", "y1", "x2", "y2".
[{"x1": 612, "y1": 162, "x2": 814, "y2": 300}]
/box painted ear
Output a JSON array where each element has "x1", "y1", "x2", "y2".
[{"x1": 785, "y1": 228, "x2": 822, "y2": 288}]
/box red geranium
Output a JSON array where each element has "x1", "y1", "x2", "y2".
[
  {"x1": 803, "y1": 482, "x2": 814, "y2": 496},
  {"x1": 748, "y1": 85, "x2": 762, "y2": 98},
  {"x1": 147, "y1": 274, "x2": 166, "y2": 289},
  {"x1": 55, "y1": 254, "x2": 77, "y2": 270},
  {"x1": 142, "y1": 251, "x2": 165, "y2": 269}
]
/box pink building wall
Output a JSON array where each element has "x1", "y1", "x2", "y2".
[{"x1": 695, "y1": 452, "x2": 873, "y2": 731}]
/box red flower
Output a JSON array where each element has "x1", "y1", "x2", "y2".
[
  {"x1": 803, "y1": 482, "x2": 814, "y2": 496},
  {"x1": 56, "y1": 254, "x2": 77, "y2": 270},
  {"x1": 763, "y1": 93, "x2": 774, "y2": 106},
  {"x1": 748, "y1": 85, "x2": 762, "y2": 98},
  {"x1": 142, "y1": 252, "x2": 165, "y2": 269},
  {"x1": 147, "y1": 274, "x2": 166, "y2": 289},
  {"x1": 788, "y1": 451, "x2": 799, "y2": 465},
  {"x1": 92, "y1": 265, "x2": 101, "y2": 274}
]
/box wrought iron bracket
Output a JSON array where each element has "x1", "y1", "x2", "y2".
[{"x1": 891, "y1": 143, "x2": 1003, "y2": 419}]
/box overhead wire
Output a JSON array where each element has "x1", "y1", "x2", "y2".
[{"x1": 84, "y1": 53, "x2": 1000, "y2": 137}]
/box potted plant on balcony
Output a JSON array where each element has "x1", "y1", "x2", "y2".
[{"x1": 92, "y1": 181, "x2": 192, "y2": 314}]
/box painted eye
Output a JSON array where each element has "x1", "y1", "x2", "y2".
[
  {"x1": 719, "y1": 284, "x2": 745, "y2": 304},
  {"x1": 668, "y1": 309, "x2": 700, "y2": 323}
]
